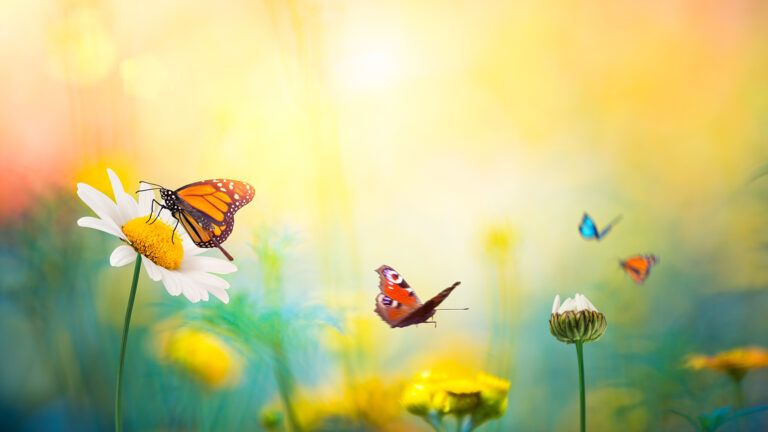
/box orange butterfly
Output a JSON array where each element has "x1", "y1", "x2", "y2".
[
  {"x1": 141, "y1": 179, "x2": 254, "y2": 261},
  {"x1": 620, "y1": 254, "x2": 659, "y2": 284}
]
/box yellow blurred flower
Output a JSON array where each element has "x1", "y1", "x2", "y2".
[
  {"x1": 261, "y1": 377, "x2": 410, "y2": 432},
  {"x1": 401, "y1": 367, "x2": 510, "y2": 431},
  {"x1": 156, "y1": 326, "x2": 243, "y2": 389},
  {"x1": 685, "y1": 346, "x2": 768, "y2": 381}
]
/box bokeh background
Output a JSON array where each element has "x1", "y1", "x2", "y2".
[{"x1": 2, "y1": 0, "x2": 768, "y2": 430}]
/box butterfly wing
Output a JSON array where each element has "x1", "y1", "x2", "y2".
[
  {"x1": 175, "y1": 208, "x2": 233, "y2": 247},
  {"x1": 598, "y1": 215, "x2": 623, "y2": 238},
  {"x1": 374, "y1": 293, "x2": 420, "y2": 327},
  {"x1": 375, "y1": 265, "x2": 422, "y2": 307},
  {"x1": 175, "y1": 179, "x2": 254, "y2": 227},
  {"x1": 579, "y1": 213, "x2": 600, "y2": 240},
  {"x1": 388, "y1": 282, "x2": 461, "y2": 328},
  {"x1": 621, "y1": 255, "x2": 658, "y2": 283}
]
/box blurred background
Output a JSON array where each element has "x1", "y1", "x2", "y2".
[{"x1": 1, "y1": 0, "x2": 768, "y2": 430}]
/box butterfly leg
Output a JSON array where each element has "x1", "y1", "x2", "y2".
[
  {"x1": 148, "y1": 200, "x2": 166, "y2": 224},
  {"x1": 145, "y1": 199, "x2": 156, "y2": 223},
  {"x1": 424, "y1": 320, "x2": 438, "y2": 328},
  {"x1": 170, "y1": 218, "x2": 179, "y2": 244}
]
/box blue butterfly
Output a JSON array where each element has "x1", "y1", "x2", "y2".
[{"x1": 579, "y1": 212, "x2": 622, "y2": 240}]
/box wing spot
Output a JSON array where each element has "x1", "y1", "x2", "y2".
[{"x1": 234, "y1": 193, "x2": 240, "y2": 199}]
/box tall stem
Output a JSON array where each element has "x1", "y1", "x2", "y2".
[
  {"x1": 115, "y1": 255, "x2": 141, "y2": 432},
  {"x1": 733, "y1": 376, "x2": 746, "y2": 432},
  {"x1": 576, "y1": 341, "x2": 586, "y2": 432}
]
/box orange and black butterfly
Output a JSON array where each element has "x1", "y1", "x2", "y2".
[
  {"x1": 141, "y1": 179, "x2": 254, "y2": 261},
  {"x1": 373, "y1": 265, "x2": 462, "y2": 328},
  {"x1": 620, "y1": 254, "x2": 659, "y2": 284}
]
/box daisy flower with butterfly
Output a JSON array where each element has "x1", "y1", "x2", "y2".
[{"x1": 76, "y1": 169, "x2": 252, "y2": 432}]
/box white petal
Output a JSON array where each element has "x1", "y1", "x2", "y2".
[
  {"x1": 77, "y1": 216, "x2": 124, "y2": 239},
  {"x1": 142, "y1": 259, "x2": 163, "y2": 281},
  {"x1": 108, "y1": 169, "x2": 140, "y2": 225},
  {"x1": 77, "y1": 183, "x2": 120, "y2": 224},
  {"x1": 137, "y1": 182, "x2": 154, "y2": 215},
  {"x1": 160, "y1": 268, "x2": 183, "y2": 296},
  {"x1": 551, "y1": 295, "x2": 560, "y2": 314},
  {"x1": 182, "y1": 239, "x2": 208, "y2": 256},
  {"x1": 182, "y1": 256, "x2": 237, "y2": 274},
  {"x1": 559, "y1": 297, "x2": 574, "y2": 314},
  {"x1": 107, "y1": 168, "x2": 128, "y2": 201},
  {"x1": 205, "y1": 283, "x2": 230, "y2": 303},
  {"x1": 181, "y1": 282, "x2": 202, "y2": 303},
  {"x1": 110, "y1": 245, "x2": 137, "y2": 267},
  {"x1": 179, "y1": 271, "x2": 230, "y2": 289}
]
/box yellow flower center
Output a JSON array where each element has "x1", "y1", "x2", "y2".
[{"x1": 122, "y1": 217, "x2": 183, "y2": 270}]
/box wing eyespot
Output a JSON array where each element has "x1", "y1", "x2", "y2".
[{"x1": 383, "y1": 268, "x2": 403, "y2": 284}]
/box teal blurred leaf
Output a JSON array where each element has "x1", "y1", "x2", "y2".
[{"x1": 670, "y1": 405, "x2": 768, "y2": 431}]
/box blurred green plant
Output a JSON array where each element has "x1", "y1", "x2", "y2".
[{"x1": 670, "y1": 406, "x2": 768, "y2": 432}]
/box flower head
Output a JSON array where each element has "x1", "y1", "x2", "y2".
[
  {"x1": 549, "y1": 293, "x2": 607, "y2": 344},
  {"x1": 401, "y1": 367, "x2": 510, "y2": 430},
  {"x1": 77, "y1": 168, "x2": 236, "y2": 303},
  {"x1": 685, "y1": 346, "x2": 768, "y2": 381},
  {"x1": 156, "y1": 325, "x2": 243, "y2": 389}
]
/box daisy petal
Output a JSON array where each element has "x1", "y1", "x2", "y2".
[
  {"x1": 137, "y1": 182, "x2": 154, "y2": 215},
  {"x1": 202, "y1": 282, "x2": 230, "y2": 304},
  {"x1": 160, "y1": 268, "x2": 183, "y2": 296},
  {"x1": 110, "y1": 245, "x2": 137, "y2": 267},
  {"x1": 183, "y1": 256, "x2": 237, "y2": 274},
  {"x1": 181, "y1": 282, "x2": 202, "y2": 303},
  {"x1": 77, "y1": 183, "x2": 120, "y2": 224},
  {"x1": 180, "y1": 271, "x2": 230, "y2": 289},
  {"x1": 108, "y1": 169, "x2": 140, "y2": 224},
  {"x1": 142, "y1": 259, "x2": 163, "y2": 281},
  {"x1": 77, "y1": 216, "x2": 124, "y2": 239}
]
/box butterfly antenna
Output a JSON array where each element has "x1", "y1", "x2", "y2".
[
  {"x1": 436, "y1": 308, "x2": 469, "y2": 311},
  {"x1": 139, "y1": 181, "x2": 166, "y2": 188},
  {"x1": 607, "y1": 214, "x2": 623, "y2": 228}
]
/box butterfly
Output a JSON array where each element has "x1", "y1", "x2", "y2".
[
  {"x1": 579, "y1": 212, "x2": 623, "y2": 241},
  {"x1": 620, "y1": 254, "x2": 659, "y2": 284},
  {"x1": 140, "y1": 179, "x2": 254, "y2": 261},
  {"x1": 373, "y1": 265, "x2": 461, "y2": 328}
]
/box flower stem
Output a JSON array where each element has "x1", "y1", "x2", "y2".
[
  {"x1": 426, "y1": 411, "x2": 444, "y2": 431},
  {"x1": 115, "y1": 254, "x2": 141, "y2": 432},
  {"x1": 576, "y1": 341, "x2": 586, "y2": 432},
  {"x1": 457, "y1": 415, "x2": 474, "y2": 432},
  {"x1": 733, "y1": 376, "x2": 746, "y2": 432}
]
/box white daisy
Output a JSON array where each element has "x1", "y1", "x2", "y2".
[{"x1": 77, "y1": 168, "x2": 236, "y2": 303}]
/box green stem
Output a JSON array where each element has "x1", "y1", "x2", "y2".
[
  {"x1": 733, "y1": 376, "x2": 746, "y2": 432},
  {"x1": 457, "y1": 415, "x2": 474, "y2": 432},
  {"x1": 426, "y1": 411, "x2": 443, "y2": 431},
  {"x1": 576, "y1": 341, "x2": 586, "y2": 432},
  {"x1": 115, "y1": 254, "x2": 141, "y2": 432}
]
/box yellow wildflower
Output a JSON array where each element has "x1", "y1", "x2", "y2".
[
  {"x1": 401, "y1": 367, "x2": 510, "y2": 431},
  {"x1": 685, "y1": 346, "x2": 768, "y2": 381},
  {"x1": 157, "y1": 326, "x2": 243, "y2": 389}
]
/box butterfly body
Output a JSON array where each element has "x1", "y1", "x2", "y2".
[
  {"x1": 620, "y1": 254, "x2": 659, "y2": 284},
  {"x1": 579, "y1": 213, "x2": 622, "y2": 241},
  {"x1": 373, "y1": 265, "x2": 460, "y2": 328},
  {"x1": 146, "y1": 179, "x2": 254, "y2": 261}
]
